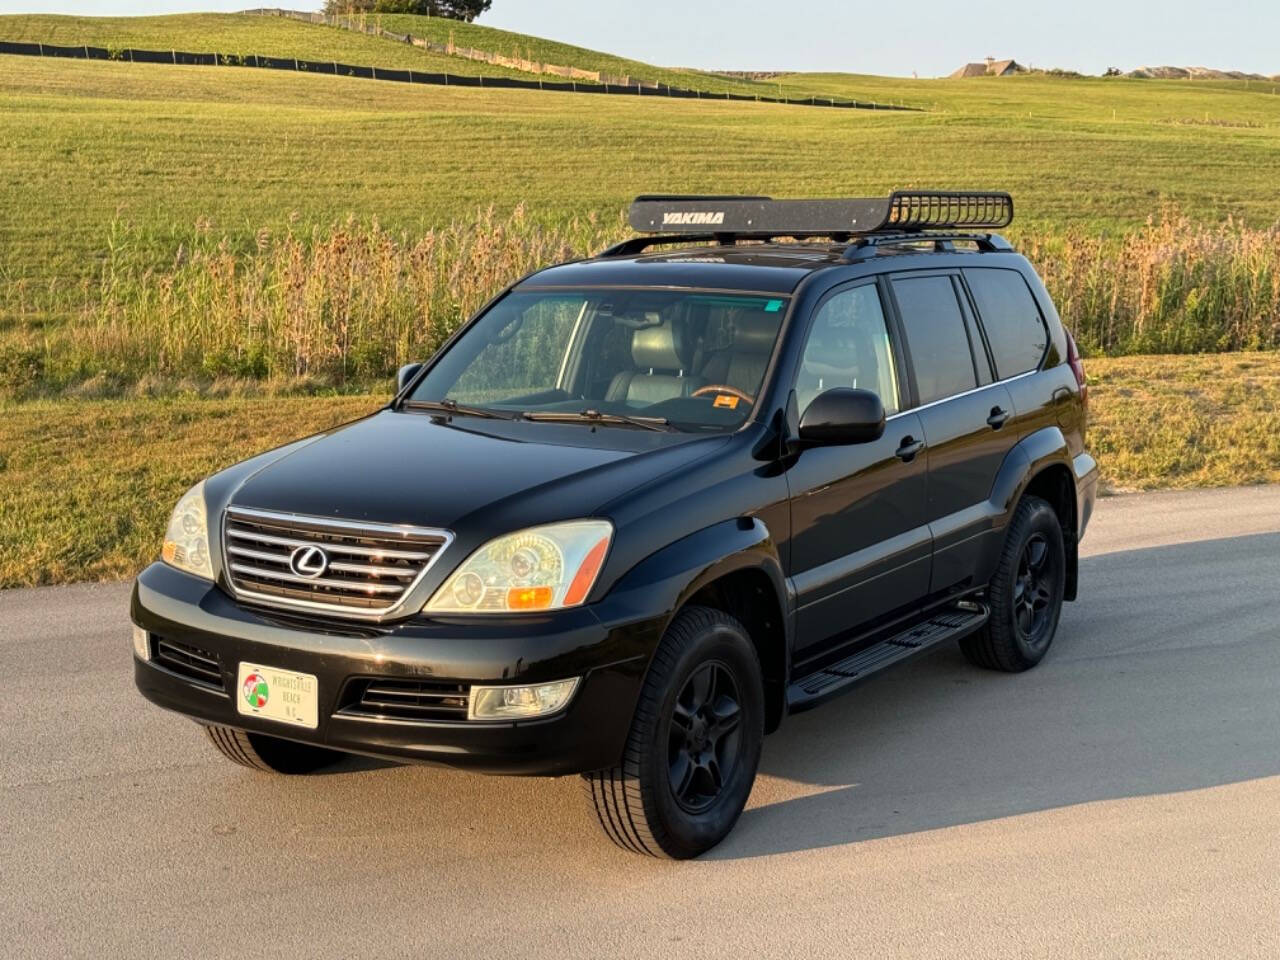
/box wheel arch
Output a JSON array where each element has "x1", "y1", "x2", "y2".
[
  {"x1": 608, "y1": 517, "x2": 792, "y2": 735},
  {"x1": 988, "y1": 426, "x2": 1079, "y2": 601}
]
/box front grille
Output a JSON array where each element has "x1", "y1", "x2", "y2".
[
  {"x1": 223, "y1": 507, "x2": 452, "y2": 619},
  {"x1": 153, "y1": 636, "x2": 225, "y2": 692},
  {"x1": 339, "y1": 678, "x2": 470, "y2": 721}
]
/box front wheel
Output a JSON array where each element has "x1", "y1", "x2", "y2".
[
  {"x1": 584, "y1": 605, "x2": 764, "y2": 859},
  {"x1": 961, "y1": 494, "x2": 1066, "y2": 672}
]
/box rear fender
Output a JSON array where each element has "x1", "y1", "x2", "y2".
[{"x1": 977, "y1": 426, "x2": 1077, "y2": 588}]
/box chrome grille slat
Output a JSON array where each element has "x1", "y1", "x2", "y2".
[
  {"x1": 340, "y1": 678, "x2": 470, "y2": 721},
  {"x1": 326, "y1": 559, "x2": 419, "y2": 578},
  {"x1": 227, "y1": 528, "x2": 433, "y2": 561},
  {"x1": 226, "y1": 544, "x2": 414, "y2": 579},
  {"x1": 229, "y1": 563, "x2": 406, "y2": 594},
  {"x1": 222, "y1": 508, "x2": 452, "y2": 620},
  {"x1": 225, "y1": 544, "x2": 291, "y2": 565}
]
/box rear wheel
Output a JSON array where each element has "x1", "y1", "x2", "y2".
[
  {"x1": 584, "y1": 605, "x2": 764, "y2": 859},
  {"x1": 202, "y1": 724, "x2": 343, "y2": 774},
  {"x1": 961, "y1": 495, "x2": 1066, "y2": 672}
]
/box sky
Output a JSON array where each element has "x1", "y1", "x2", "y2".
[{"x1": 3, "y1": 0, "x2": 1277, "y2": 77}]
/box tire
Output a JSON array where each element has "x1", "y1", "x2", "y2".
[
  {"x1": 584, "y1": 605, "x2": 764, "y2": 859},
  {"x1": 961, "y1": 495, "x2": 1066, "y2": 672},
  {"x1": 202, "y1": 724, "x2": 343, "y2": 774}
]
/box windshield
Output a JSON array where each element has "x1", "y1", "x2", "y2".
[{"x1": 406, "y1": 288, "x2": 788, "y2": 433}]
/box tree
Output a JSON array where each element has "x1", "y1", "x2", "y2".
[{"x1": 324, "y1": 0, "x2": 492, "y2": 20}]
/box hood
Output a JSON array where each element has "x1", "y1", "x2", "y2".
[{"x1": 225, "y1": 408, "x2": 726, "y2": 532}]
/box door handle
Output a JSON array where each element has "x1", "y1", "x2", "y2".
[
  {"x1": 987, "y1": 406, "x2": 1010, "y2": 429},
  {"x1": 895, "y1": 437, "x2": 925, "y2": 462}
]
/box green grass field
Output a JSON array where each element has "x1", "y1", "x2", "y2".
[
  {"x1": 4, "y1": 352, "x2": 1278, "y2": 587},
  {"x1": 2, "y1": 47, "x2": 1278, "y2": 314}
]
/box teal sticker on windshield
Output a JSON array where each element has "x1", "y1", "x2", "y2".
[{"x1": 765, "y1": 300, "x2": 783, "y2": 313}]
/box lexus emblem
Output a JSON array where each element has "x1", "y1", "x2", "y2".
[{"x1": 288, "y1": 545, "x2": 330, "y2": 579}]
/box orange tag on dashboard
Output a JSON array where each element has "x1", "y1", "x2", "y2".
[{"x1": 713, "y1": 394, "x2": 740, "y2": 409}]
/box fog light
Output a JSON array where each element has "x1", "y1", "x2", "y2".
[
  {"x1": 468, "y1": 678, "x2": 579, "y2": 720},
  {"x1": 132, "y1": 625, "x2": 150, "y2": 661}
]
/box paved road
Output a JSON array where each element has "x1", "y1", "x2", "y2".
[{"x1": 3, "y1": 486, "x2": 1280, "y2": 958}]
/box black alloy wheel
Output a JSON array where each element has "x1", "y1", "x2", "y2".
[
  {"x1": 668, "y1": 661, "x2": 743, "y2": 814},
  {"x1": 1013, "y1": 532, "x2": 1058, "y2": 647}
]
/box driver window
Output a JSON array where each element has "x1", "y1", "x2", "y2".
[
  {"x1": 795, "y1": 285, "x2": 899, "y2": 417},
  {"x1": 450, "y1": 297, "x2": 582, "y2": 404}
]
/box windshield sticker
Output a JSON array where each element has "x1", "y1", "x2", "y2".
[
  {"x1": 765, "y1": 300, "x2": 783, "y2": 313},
  {"x1": 713, "y1": 395, "x2": 741, "y2": 410}
]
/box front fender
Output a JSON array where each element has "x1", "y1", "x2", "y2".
[{"x1": 606, "y1": 517, "x2": 790, "y2": 642}]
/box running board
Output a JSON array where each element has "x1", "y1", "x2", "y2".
[{"x1": 787, "y1": 604, "x2": 989, "y2": 713}]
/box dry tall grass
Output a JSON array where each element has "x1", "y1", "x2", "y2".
[
  {"x1": 13, "y1": 206, "x2": 1280, "y2": 396},
  {"x1": 59, "y1": 206, "x2": 623, "y2": 390},
  {"x1": 1027, "y1": 210, "x2": 1280, "y2": 354}
]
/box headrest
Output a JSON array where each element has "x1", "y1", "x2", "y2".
[
  {"x1": 632, "y1": 319, "x2": 691, "y2": 371},
  {"x1": 731, "y1": 311, "x2": 779, "y2": 354}
]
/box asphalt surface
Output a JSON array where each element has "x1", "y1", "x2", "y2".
[{"x1": 3, "y1": 485, "x2": 1279, "y2": 958}]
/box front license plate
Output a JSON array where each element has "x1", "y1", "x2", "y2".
[{"x1": 236, "y1": 662, "x2": 319, "y2": 729}]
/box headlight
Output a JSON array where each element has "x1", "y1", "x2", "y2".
[
  {"x1": 161, "y1": 480, "x2": 213, "y2": 581},
  {"x1": 425, "y1": 520, "x2": 612, "y2": 614}
]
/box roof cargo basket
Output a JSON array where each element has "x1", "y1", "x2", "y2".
[
  {"x1": 603, "y1": 190, "x2": 1013, "y2": 258},
  {"x1": 627, "y1": 190, "x2": 1012, "y2": 238}
]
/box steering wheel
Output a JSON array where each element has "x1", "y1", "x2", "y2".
[{"x1": 692, "y1": 384, "x2": 755, "y2": 405}]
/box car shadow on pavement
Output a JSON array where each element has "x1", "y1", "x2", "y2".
[{"x1": 710, "y1": 531, "x2": 1280, "y2": 860}]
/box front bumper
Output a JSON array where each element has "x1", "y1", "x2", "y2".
[{"x1": 131, "y1": 562, "x2": 661, "y2": 775}]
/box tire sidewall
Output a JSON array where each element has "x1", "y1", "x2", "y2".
[{"x1": 643, "y1": 618, "x2": 764, "y2": 856}]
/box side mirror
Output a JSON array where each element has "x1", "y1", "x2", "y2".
[
  {"x1": 797, "y1": 388, "x2": 885, "y2": 446},
  {"x1": 396, "y1": 363, "x2": 423, "y2": 394}
]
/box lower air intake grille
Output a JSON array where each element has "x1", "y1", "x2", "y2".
[
  {"x1": 153, "y1": 637, "x2": 224, "y2": 691},
  {"x1": 222, "y1": 507, "x2": 452, "y2": 620},
  {"x1": 340, "y1": 678, "x2": 470, "y2": 721}
]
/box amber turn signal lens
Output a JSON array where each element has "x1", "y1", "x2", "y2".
[
  {"x1": 562, "y1": 536, "x2": 610, "y2": 607},
  {"x1": 506, "y1": 585, "x2": 554, "y2": 610}
]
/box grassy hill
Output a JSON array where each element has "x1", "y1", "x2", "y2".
[
  {"x1": 1, "y1": 15, "x2": 1279, "y2": 393},
  {"x1": 373, "y1": 12, "x2": 784, "y2": 97},
  {"x1": 0, "y1": 13, "x2": 531, "y2": 79},
  {"x1": 774, "y1": 70, "x2": 1280, "y2": 123}
]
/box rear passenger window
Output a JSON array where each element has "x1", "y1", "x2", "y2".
[
  {"x1": 892, "y1": 276, "x2": 976, "y2": 405},
  {"x1": 964, "y1": 269, "x2": 1049, "y2": 378}
]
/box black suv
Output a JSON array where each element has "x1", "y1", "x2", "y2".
[{"x1": 132, "y1": 191, "x2": 1097, "y2": 858}]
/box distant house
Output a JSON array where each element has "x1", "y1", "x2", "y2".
[{"x1": 949, "y1": 57, "x2": 1025, "y2": 78}]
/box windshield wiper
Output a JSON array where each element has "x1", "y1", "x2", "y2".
[
  {"x1": 521, "y1": 409, "x2": 676, "y2": 432},
  {"x1": 402, "y1": 399, "x2": 515, "y2": 420}
]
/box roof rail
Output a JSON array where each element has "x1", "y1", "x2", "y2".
[
  {"x1": 616, "y1": 190, "x2": 1012, "y2": 247},
  {"x1": 840, "y1": 232, "x2": 1015, "y2": 261}
]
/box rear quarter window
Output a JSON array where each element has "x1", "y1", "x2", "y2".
[{"x1": 964, "y1": 268, "x2": 1049, "y2": 379}]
